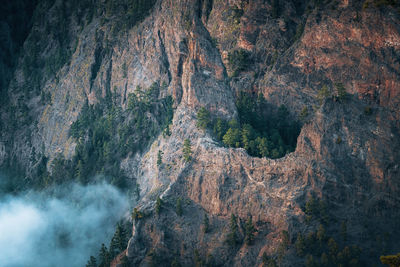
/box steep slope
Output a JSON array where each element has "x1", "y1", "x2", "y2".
[{"x1": 0, "y1": 0, "x2": 399, "y2": 266}]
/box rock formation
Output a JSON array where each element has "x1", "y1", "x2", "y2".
[{"x1": 0, "y1": 0, "x2": 399, "y2": 266}]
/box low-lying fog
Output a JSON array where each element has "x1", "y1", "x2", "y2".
[{"x1": 0, "y1": 177, "x2": 128, "y2": 267}]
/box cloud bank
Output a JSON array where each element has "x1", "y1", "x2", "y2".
[{"x1": 0, "y1": 181, "x2": 128, "y2": 267}]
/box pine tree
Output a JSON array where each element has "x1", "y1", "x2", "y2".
[
  {"x1": 226, "y1": 213, "x2": 239, "y2": 246},
  {"x1": 183, "y1": 139, "x2": 192, "y2": 162},
  {"x1": 317, "y1": 224, "x2": 326, "y2": 243},
  {"x1": 213, "y1": 118, "x2": 228, "y2": 140},
  {"x1": 196, "y1": 107, "x2": 211, "y2": 130},
  {"x1": 109, "y1": 223, "x2": 128, "y2": 257},
  {"x1": 163, "y1": 124, "x2": 171, "y2": 137},
  {"x1": 176, "y1": 197, "x2": 183, "y2": 216},
  {"x1": 328, "y1": 238, "x2": 338, "y2": 258},
  {"x1": 306, "y1": 254, "x2": 317, "y2": 267},
  {"x1": 203, "y1": 214, "x2": 210, "y2": 233},
  {"x1": 157, "y1": 150, "x2": 163, "y2": 166},
  {"x1": 244, "y1": 216, "x2": 256, "y2": 245},
  {"x1": 99, "y1": 243, "x2": 110, "y2": 267},
  {"x1": 317, "y1": 85, "x2": 330, "y2": 104},
  {"x1": 86, "y1": 256, "x2": 97, "y2": 267},
  {"x1": 295, "y1": 233, "x2": 306, "y2": 256},
  {"x1": 155, "y1": 196, "x2": 162, "y2": 215},
  {"x1": 335, "y1": 83, "x2": 347, "y2": 101},
  {"x1": 222, "y1": 127, "x2": 241, "y2": 147}
]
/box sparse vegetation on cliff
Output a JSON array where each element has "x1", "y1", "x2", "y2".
[
  {"x1": 197, "y1": 92, "x2": 301, "y2": 159},
  {"x1": 67, "y1": 83, "x2": 173, "y2": 188},
  {"x1": 86, "y1": 221, "x2": 131, "y2": 267}
]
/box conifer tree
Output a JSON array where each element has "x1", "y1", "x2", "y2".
[
  {"x1": 295, "y1": 233, "x2": 305, "y2": 256},
  {"x1": 196, "y1": 107, "x2": 211, "y2": 130},
  {"x1": 203, "y1": 214, "x2": 210, "y2": 233},
  {"x1": 317, "y1": 224, "x2": 326, "y2": 243},
  {"x1": 157, "y1": 150, "x2": 163, "y2": 166},
  {"x1": 335, "y1": 83, "x2": 347, "y2": 101},
  {"x1": 99, "y1": 243, "x2": 110, "y2": 267},
  {"x1": 317, "y1": 85, "x2": 330, "y2": 104},
  {"x1": 86, "y1": 256, "x2": 97, "y2": 267},
  {"x1": 155, "y1": 196, "x2": 162, "y2": 215},
  {"x1": 226, "y1": 213, "x2": 239, "y2": 246},
  {"x1": 244, "y1": 216, "x2": 256, "y2": 245},
  {"x1": 183, "y1": 139, "x2": 192, "y2": 162},
  {"x1": 176, "y1": 197, "x2": 183, "y2": 216},
  {"x1": 109, "y1": 223, "x2": 128, "y2": 257}
]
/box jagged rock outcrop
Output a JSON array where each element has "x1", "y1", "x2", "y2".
[{"x1": 0, "y1": 0, "x2": 399, "y2": 266}]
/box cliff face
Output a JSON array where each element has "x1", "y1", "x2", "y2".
[{"x1": 1, "y1": 0, "x2": 400, "y2": 266}]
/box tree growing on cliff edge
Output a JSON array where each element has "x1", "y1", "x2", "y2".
[
  {"x1": 223, "y1": 127, "x2": 241, "y2": 147},
  {"x1": 86, "y1": 256, "x2": 97, "y2": 267},
  {"x1": 226, "y1": 213, "x2": 239, "y2": 246},
  {"x1": 157, "y1": 150, "x2": 163, "y2": 166},
  {"x1": 196, "y1": 107, "x2": 211, "y2": 130},
  {"x1": 109, "y1": 223, "x2": 128, "y2": 257},
  {"x1": 99, "y1": 243, "x2": 110, "y2": 267},
  {"x1": 183, "y1": 139, "x2": 192, "y2": 162},
  {"x1": 155, "y1": 196, "x2": 163, "y2": 215},
  {"x1": 245, "y1": 216, "x2": 256, "y2": 245},
  {"x1": 278, "y1": 230, "x2": 290, "y2": 262}
]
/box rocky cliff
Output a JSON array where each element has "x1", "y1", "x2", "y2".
[{"x1": 1, "y1": 0, "x2": 399, "y2": 266}]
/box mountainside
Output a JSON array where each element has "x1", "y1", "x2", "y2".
[{"x1": 1, "y1": 0, "x2": 400, "y2": 266}]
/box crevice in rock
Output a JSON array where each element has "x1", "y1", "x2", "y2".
[{"x1": 157, "y1": 30, "x2": 171, "y2": 84}]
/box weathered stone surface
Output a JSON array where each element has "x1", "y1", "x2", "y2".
[{"x1": 1, "y1": 0, "x2": 399, "y2": 266}]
